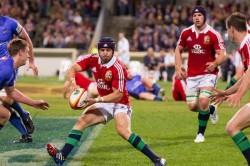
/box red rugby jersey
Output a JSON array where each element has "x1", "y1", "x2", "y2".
[
  {"x1": 237, "y1": 34, "x2": 250, "y2": 71},
  {"x1": 75, "y1": 73, "x2": 93, "y2": 90},
  {"x1": 77, "y1": 54, "x2": 130, "y2": 106},
  {"x1": 177, "y1": 24, "x2": 225, "y2": 77}
]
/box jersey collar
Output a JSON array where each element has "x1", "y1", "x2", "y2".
[
  {"x1": 191, "y1": 23, "x2": 210, "y2": 34},
  {"x1": 98, "y1": 55, "x2": 117, "y2": 68},
  {"x1": 240, "y1": 34, "x2": 250, "y2": 49}
]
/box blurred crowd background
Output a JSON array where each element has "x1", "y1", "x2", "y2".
[{"x1": 1, "y1": 0, "x2": 250, "y2": 82}]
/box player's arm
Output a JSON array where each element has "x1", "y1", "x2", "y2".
[
  {"x1": 4, "y1": 86, "x2": 49, "y2": 110},
  {"x1": 63, "y1": 63, "x2": 82, "y2": 98},
  {"x1": 19, "y1": 28, "x2": 38, "y2": 76},
  {"x1": 225, "y1": 66, "x2": 249, "y2": 97},
  {"x1": 214, "y1": 49, "x2": 227, "y2": 66},
  {"x1": 212, "y1": 74, "x2": 244, "y2": 101},
  {"x1": 81, "y1": 88, "x2": 123, "y2": 109},
  {"x1": 96, "y1": 88, "x2": 123, "y2": 103},
  {"x1": 175, "y1": 45, "x2": 186, "y2": 79},
  {"x1": 206, "y1": 49, "x2": 227, "y2": 72},
  {"x1": 225, "y1": 69, "x2": 250, "y2": 107}
]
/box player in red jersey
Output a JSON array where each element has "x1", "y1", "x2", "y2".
[
  {"x1": 63, "y1": 72, "x2": 99, "y2": 99},
  {"x1": 175, "y1": 6, "x2": 227, "y2": 143},
  {"x1": 211, "y1": 12, "x2": 250, "y2": 165},
  {"x1": 46, "y1": 37, "x2": 166, "y2": 166},
  {"x1": 172, "y1": 68, "x2": 186, "y2": 101}
]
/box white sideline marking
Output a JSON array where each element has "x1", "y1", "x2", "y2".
[
  {"x1": 47, "y1": 124, "x2": 104, "y2": 165},
  {"x1": 0, "y1": 121, "x2": 104, "y2": 166}
]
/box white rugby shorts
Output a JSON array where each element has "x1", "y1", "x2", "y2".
[{"x1": 90, "y1": 103, "x2": 132, "y2": 123}]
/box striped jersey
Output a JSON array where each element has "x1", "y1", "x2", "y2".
[
  {"x1": 237, "y1": 34, "x2": 250, "y2": 71},
  {"x1": 77, "y1": 54, "x2": 130, "y2": 106},
  {"x1": 177, "y1": 24, "x2": 225, "y2": 77}
]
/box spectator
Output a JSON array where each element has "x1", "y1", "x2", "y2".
[
  {"x1": 158, "y1": 48, "x2": 167, "y2": 81},
  {"x1": 118, "y1": 0, "x2": 129, "y2": 16},
  {"x1": 164, "y1": 47, "x2": 175, "y2": 81},
  {"x1": 143, "y1": 47, "x2": 159, "y2": 81},
  {"x1": 117, "y1": 32, "x2": 130, "y2": 68}
]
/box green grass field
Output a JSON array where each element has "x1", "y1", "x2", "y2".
[{"x1": 0, "y1": 76, "x2": 249, "y2": 166}]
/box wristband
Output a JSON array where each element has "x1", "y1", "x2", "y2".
[
  {"x1": 100, "y1": 97, "x2": 104, "y2": 102},
  {"x1": 95, "y1": 98, "x2": 99, "y2": 102}
]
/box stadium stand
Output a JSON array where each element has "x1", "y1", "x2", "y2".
[{"x1": 3, "y1": 0, "x2": 250, "y2": 79}]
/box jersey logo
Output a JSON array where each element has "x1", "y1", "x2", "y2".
[
  {"x1": 203, "y1": 35, "x2": 210, "y2": 44},
  {"x1": 97, "y1": 79, "x2": 110, "y2": 90},
  {"x1": 105, "y1": 70, "x2": 112, "y2": 81},
  {"x1": 2, "y1": 28, "x2": 7, "y2": 34},
  {"x1": 191, "y1": 44, "x2": 205, "y2": 54},
  {"x1": 241, "y1": 52, "x2": 246, "y2": 62},
  {"x1": 187, "y1": 36, "x2": 192, "y2": 41}
]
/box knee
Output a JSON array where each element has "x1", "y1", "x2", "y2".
[
  {"x1": 116, "y1": 128, "x2": 131, "y2": 140},
  {"x1": 74, "y1": 116, "x2": 89, "y2": 130},
  {"x1": 188, "y1": 103, "x2": 198, "y2": 112},
  {"x1": 226, "y1": 122, "x2": 236, "y2": 137},
  {"x1": 0, "y1": 110, "x2": 11, "y2": 125},
  {"x1": 199, "y1": 99, "x2": 209, "y2": 111},
  {"x1": 0, "y1": 96, "x2": 13, "y2": 105}
]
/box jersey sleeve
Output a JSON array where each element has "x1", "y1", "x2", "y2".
[
  {"x1": 177, "y1": 31, "x2": 187, "y2": 47},
  {"x1": 76, "y1": 54, "x2": 97, "y2": 71},
  {"x1": 112, "y1": 65, "x2": 126, "y2": 93},
  {"x1": 212, "y1": 31, "x2": 225, "y2": 50},
  {"x1": 8, "y1": 17, "x2": 23, "y2": 36}
]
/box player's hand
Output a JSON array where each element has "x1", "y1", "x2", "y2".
[
  {"x1": 176, "y1": 69, "x2": 186, "y2": 80},
  {"x1": 33, "y1": 100, "x2": 49, "y2": 110},
  {"x1": 78, "y1": 98, "x2": 96, "y2": 109},
  {"x1": 210, "y1": 88, "x2": 227, "y2": 105},
  {"x1": 63, "y1": 79, "x2": 79, "y2": 99},
  {"x1": 206, "y1": 62, "x2": 217, "y2": 72},
  {"x1": 225, "y1": 94, "x2": 241, "y2": 107},
  {"x1": 28, "y1": 62, "x2": 38, "y2": 77}
]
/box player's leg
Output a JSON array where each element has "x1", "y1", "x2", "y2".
[
  {"x1": 114, "y1": 107, "x2": 166, "y2": 166},
  {"x1": 0, "y1": 94, "x2": 34, "y2": 133},
  {"x1": 185, "y1": 76, "x2": 199, "y2": 112},
  {"x1": 6, "y1": 106, "x2": 32, "y2": 143},
  {"x1": 226, "y1": 104, "x2": 250, "y2": 165},
  {"x1": 141, "y1": 77, "x2": 164, "y2": 96},
  {"x1": 194, "y1": 88, "x2": 213, "y2": 143},
  {"x1": 47, "y1": 104, "x2": 106, "y2": 165},
  {"x1": 0, "y1": 104, "x2": 11, "y2": 131},
  {"x1": 139, "y1": 92, "x2": 166, "y2": 101}
]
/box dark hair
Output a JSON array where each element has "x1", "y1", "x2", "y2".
[
  {"x1": 98, "y1": 37, "x2": 115, "y2": 52},
  {"x1": 192, "y1": 6, "x2": 206, "y2": 22},
  {"x1": 8, "y1": 39, "x2": 28, "y2": 56},
  {"x1": 226, "y1": 12, "x2": 247, "y2": 32}
]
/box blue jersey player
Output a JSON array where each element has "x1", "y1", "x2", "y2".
[
  {"x1": 0, "y1": 38, "x2": 48, "y2": 134},
  {"x1": 0, "y1": 2, "x2": 38, "y2": 143},
  {"x1": 126, "y1": 72, "x2": 166, "y2": 101}
]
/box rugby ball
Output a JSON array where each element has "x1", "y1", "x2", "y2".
[{"x1": 69, "y1": 88, "x2": 88, "y2": 109}]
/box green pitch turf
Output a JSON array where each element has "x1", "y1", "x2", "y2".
[{"x1": 0, "y1": 76, "x2": 249, "y2": 165}]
